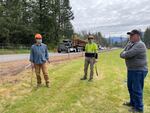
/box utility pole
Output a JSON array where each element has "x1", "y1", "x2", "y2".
[{"x1": 120, "y1": 36, "x2": 123, "y2": 48}]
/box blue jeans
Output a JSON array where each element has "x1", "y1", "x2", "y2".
[{"x1": 127, "y1": 70, "x2": 148, "y2": 111}]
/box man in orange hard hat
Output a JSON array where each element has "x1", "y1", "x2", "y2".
[{"x1": 30, "y1": 33, "x2": 50, "y2": 88}]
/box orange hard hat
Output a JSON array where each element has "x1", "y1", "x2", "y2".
[{"x1": 35, "y1": 33, "x2": 42, "y2": 39}]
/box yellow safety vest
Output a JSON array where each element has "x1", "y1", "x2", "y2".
[{"x1": 85, "y1": 43, "x2": 98, "y2": 53}]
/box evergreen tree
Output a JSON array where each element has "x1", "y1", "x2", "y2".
[{"x1": 144, "y1": 27, "x2": 150, "y2": 48}]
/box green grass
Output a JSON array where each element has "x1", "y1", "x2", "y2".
[
  {"x1": 0, "y1": 49, "x2": 30, "y2": 55},
  {"x1": 0, "y1": 50, "x2": 150, "y2": 113}
]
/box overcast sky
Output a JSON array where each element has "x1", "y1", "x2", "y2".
[{"x1": 70, "y1": 0, "x2": 150, "y2": 37}]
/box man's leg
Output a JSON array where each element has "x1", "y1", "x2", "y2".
[
  {"x1": 132, "y1": 71, "x2": 148, "y2": 112},
  {"x1": 41, "y1": 63, "x2": 49, "y2": 87},
  {"x1": 127, "y1": 70, "x2": 134, "y2": 106},
  {"x1": 34, "y1": 64, "x2": 42, "y2": 85},
  {"x1": 89, "y1": 58, "x2": 95, "y2": 80},
  {"x1": 81, "y1": 57, "x2": 89, "y2": 80}
]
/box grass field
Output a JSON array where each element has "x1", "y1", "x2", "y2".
[
  {"x1": 0, "y1": 49, "x2": 30, "y2": 55},
  {"x1": 0, "y1": 50, "x2": 149, "y2": 113}
]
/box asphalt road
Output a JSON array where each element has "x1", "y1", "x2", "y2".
[
  {"x1": 0, "y1": 48, "x2": 117, "y2": 63},
  {"x1": 0, "y1": 52, "x2": 84, "y2": 63}
]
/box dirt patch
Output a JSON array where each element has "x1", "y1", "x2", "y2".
[
  {"x1": 0, "y1": 53, "x2": 84, "y2": 84},
  {"x1": 0, "y1": 50, "x2": 114, "y2": 84},
  {"x1": 0, "y1": 60, "x2": 29, "y2": 76}
]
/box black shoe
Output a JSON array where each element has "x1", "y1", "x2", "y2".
[
  {"x1": 88, "y1": 78, "x2": 93, "y2": 82},
  {"x1": 128, "y1": 108, "x2": 143, "y2": 113},
  {"x1": 123, "y1": 102, "x2": 133, "y2": 107},
  {"x1": 46, "y1": 83, "x2": 50, "y2": 88},
  {"x1": 80, "y1": 77, "x2": 87, "y2": 80},
  {"x1": 46, "y1": 82, "x2": 50, "y2": 88}
]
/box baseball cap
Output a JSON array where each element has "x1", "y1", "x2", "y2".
[{"x1": 127, "y1": 29, "x2": 141, "y2": 36}]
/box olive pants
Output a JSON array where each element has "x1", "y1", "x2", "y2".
[
  {"x1": 84, "y1": 57, "x2": 95, "y2": 79},
  {"x1": 34, "y1": 63, "x2": 49, "y2": 84}
]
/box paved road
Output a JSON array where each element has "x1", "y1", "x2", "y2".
[
  {"x1": 0, "y1": 52, "x2": 84, "y2": 63},
  {"x1": 0, "y1": 49, "x2": 117, "y2": 63}
]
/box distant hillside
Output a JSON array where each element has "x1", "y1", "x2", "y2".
[{"x1": 106, "y1": 37, "x2": 128, "y2": 43}]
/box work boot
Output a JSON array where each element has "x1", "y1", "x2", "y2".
[
  {"x1": 88, "y1": 78, "x2": 93, "y2": 82},
  {"x1": 123, "y1": 102, "x2": 134, "y2": 107},
  {"x1": 46, "y1": 83, "x2": 50, "y2": 88},
  {"x1": 128, "y1": 108, "x2": 143, "y2": 113},
  {"x1": 80, "y1": 76, "x2": 87, "y2": 80}
]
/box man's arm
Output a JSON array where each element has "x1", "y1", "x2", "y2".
[
  {"x1": 45, "y1": 45, "x2": 50, "y2": 63},
  {"x1": 120, "y1": 41, "x2": 132, "y2": 59},
  {"x1": 30, "y1": 47, "x2": 34, "y2": 63},
  {"x1": 30, "y1": 47, "x2": 34, "y2": 68},
  {"x1": 85, "y1": 44, "x2": 88, "y2": 53},
  {"x1": 94, "y1": 44, "x2": 98, "y2": 59},
  {"x1": 120, "y1": 43, "x2": 145, "y2": 59},
  {"x1": 124, "y1": 41, "x2": 132, "y2": 51}
]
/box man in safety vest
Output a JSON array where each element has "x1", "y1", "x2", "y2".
[
  {"x1": 30, "y1": 33, "x2": 50, "y2": 88},
  {"x1": 81, "y1": 35, "x2": 98, "y2": 81}
]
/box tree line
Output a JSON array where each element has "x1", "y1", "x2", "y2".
[
  {"x1": 0, "y1": 0, "x2": 74, "y2": 48},
  {"x1": 0, "y1": 0, "x2": 150, "y2": 49},
  {"x1": 143, "y1": 27, "x2": 150, "y2": 48},
  {"x1": 77, "y1": 27, "x2": 150, "y2": 49},
  {"x1": 76, "y1": 31, "x2": 108, "y2": 47}
]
